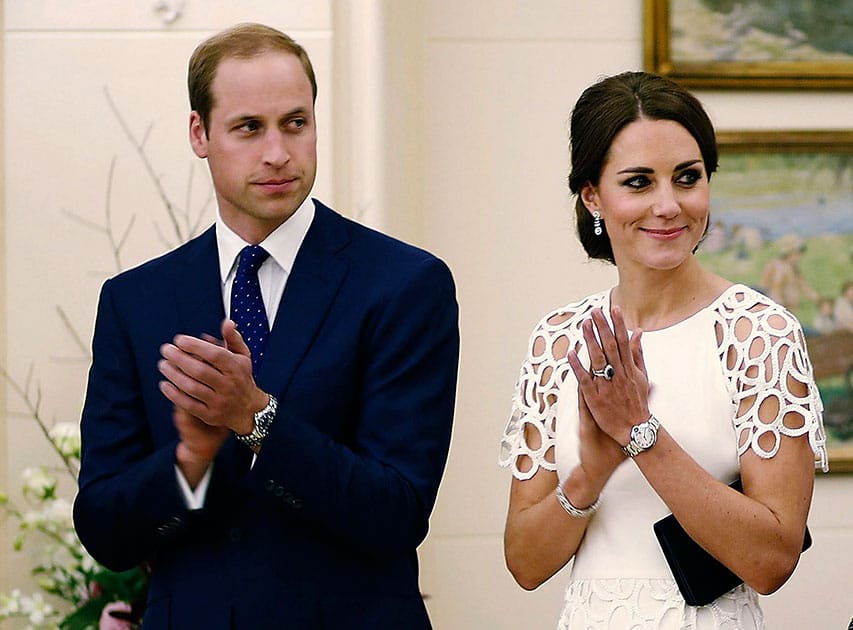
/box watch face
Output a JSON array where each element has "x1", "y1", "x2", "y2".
[{"x1": 632, "y1": 424, "x2": 656, "y2": 449}]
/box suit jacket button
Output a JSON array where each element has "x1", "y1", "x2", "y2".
[
  {"x1": 273, "y1": 486, "x2": 284, "y2": 497},
  {"x1": 229, "y1": 527, "x2": 242, "y2": 542},
  {"x1": 264, "y1": 479, "x2": 276, "y2": 491},
  {"x1": 290, "y1": 497, "x2": 303, "y2": 510}
]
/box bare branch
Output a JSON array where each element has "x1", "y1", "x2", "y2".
[
  {"x1": 104, "y1": 86, "x2": 184, "y2": 243},
  {"x1": 56, "y1": 306, "x2": 91, "y2": 361},
  {"x1": 1, "y1": 368, "x2": 79, "y2": 482},
  {"x1": 61, "y1": 209, "x2": 109, "y2": 235}
]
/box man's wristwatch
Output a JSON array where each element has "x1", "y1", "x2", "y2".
[
  {"x1": 622, "y1": 414, "x2": 660, "y2": 457},
  {"x1": 236, "y1": 394, "x2": 278, "y2": 448}
]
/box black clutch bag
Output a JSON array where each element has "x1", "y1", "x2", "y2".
[{"x1": 653, "y1": 479, "x2": 812, "y2": 607}]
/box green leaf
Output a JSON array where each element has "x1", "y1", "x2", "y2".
[
  {"x1": 59, "y1": 597, "x2": 104, "y2": 629},
  {"x1": 89, "y1": 565, "x2": 148, "y2": 602}
]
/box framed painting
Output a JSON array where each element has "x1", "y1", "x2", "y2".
[
  {"x1": 644, "y1": 0, "x2": 853, "y2": 88},
  {"x1": 697, "y1": 130, "x2": 853, "y2": 471}
]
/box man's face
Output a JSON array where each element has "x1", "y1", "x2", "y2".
[{"x1": 189, "y1": 50, "x2": 317, "y2": 243}]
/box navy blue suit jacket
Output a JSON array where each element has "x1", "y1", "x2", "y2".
[{"x1": 73, "y1": 201, "x2": 459, "y2": 629}]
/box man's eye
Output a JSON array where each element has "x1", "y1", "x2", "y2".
[
  {"x1": 239, "y1": 121, "x2": 261, "y2": 132},
  {"x1": 290, "y1": 118, "x2": 306, "y2": 129}
]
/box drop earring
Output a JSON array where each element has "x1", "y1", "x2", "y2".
[{"x1": 593, "y1": 211, "x2": 602, "y2": 236}]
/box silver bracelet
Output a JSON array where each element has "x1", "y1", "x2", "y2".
[{"x1": 555, "y1": 485, "x2": 601, "y2": 519}]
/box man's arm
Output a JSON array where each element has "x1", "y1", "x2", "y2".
[
  {"x1": 250, "y1": 256, "x2": 460, "y2": 554},
  {"x1": 73, "y1": 279, "x2": 238, "y2": 571},
  {"x1": 156, "y1": 255, "x2": 459, "y2": 555}
]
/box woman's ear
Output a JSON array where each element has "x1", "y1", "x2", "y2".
[{"x1": 580, "y1": 183, "x2": 599, "y2": 213}]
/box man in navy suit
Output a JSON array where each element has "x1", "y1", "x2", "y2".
[{"x1": 73, "y1": 23, "x2": 459, "y2": 629}]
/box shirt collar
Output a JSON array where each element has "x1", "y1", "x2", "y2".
[{"x1": 216, "y1": 197, "x2": 316, "y2": 283}]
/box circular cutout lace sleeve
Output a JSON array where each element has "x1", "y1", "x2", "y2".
[
  {"x1": 715, "y1": 286, "x2": 828, "y2": 471},
  {"x1": 499, "y1": 295, "x2": 603, "y2": 480}
]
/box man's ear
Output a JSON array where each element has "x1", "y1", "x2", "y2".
[{"x1": 189, "y1": 111, "x2": 208, "y2": 158}]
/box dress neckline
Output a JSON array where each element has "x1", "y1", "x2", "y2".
[{"x1": 605, "y1": 283, "x2": 744, "y2": 334}]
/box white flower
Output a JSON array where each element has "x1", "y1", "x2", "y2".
[
  {"x1": 21, "y1": 510, "x2": 42, "y2": 529},
  {"x1": 19, "y1": 592, "x2": 55, "y2": 627},
  {"x1": 45, "y1": 498, "x2": 73, "y2": 529},
  {"x1": 80, "y1": 552, "x2": 96, "y2": 572},
  {"x1": 48, "y1": 423, "x2": 81, "y2": 460},
  {"x1": 22, "y1": 467, "x2": 57, "y2": 502},
  {"x1": 0, "y1": 589, "x2": 23, "y2": 616}
]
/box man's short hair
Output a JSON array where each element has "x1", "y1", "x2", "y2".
[{"x1": 188, "y1": 23, "x2": 317, "y2": 132}]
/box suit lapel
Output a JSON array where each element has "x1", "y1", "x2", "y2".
[
  {"x1": 165, "y1": 227, "x2": 254, "y2": 473},
  {"x1": 256, "y1": 202, "x2": 351, "y2": 396},
  {"x1": 171, "y1": 225, "x2": 226, "y2": 339}
]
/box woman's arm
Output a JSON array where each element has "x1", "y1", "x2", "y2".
[
  {"x1": 504, "y1": 420, "x2": 616, "y2": 590},
  {"x1": 504, "y1": 304, "x2": 624, "y2": 590},
  {"x1": 574, "y1": 302, "x2": 820, "y2": 595}
]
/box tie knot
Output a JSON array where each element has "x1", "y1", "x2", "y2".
[{"x1": 236, "y1": 245, "x2": 270, "y2": 276}]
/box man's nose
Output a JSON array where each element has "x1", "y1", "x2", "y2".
[{"x1": 262, "y1": 130, "x2": 290, "y2": 167}]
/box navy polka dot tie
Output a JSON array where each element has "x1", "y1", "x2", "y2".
[{"x1": 231, "y1": 245, "x2": 270, "y2": 375}]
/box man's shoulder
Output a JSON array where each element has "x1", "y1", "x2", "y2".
[
  {"x1": 105, "y1": 226, "x2": 215, "y2": 287},
  {"x1": 314, "y1": 200, "x2": 443, "y2": 269}
]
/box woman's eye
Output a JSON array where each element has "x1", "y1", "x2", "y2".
[
  {"x1": 623, "y1": 175, "x2": 650, "y2": 189},
  {"x1": 676, "y1": 168, "x2": 702, "y2": 185}
]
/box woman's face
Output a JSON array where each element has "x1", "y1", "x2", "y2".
[{"x1": 581, "y1": 118, "x2": 710, "y2": 273}]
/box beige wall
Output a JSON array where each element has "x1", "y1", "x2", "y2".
[
  {"x1": 2, "y1": 1, "x2": 851, "y2": 628},
  {"x1": 0, "y1": 0, "x2": 6, "y2": 594},
  {"x1": 0, "y1": 0, "x2": 338, "y2": 601},
  {"x1": 402, "y1": 2, "x2": 853, "y2": 629}
]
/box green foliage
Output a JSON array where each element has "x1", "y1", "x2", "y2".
[{"x1": 0, "y1": 426, "x2": 147, "y2": 629}]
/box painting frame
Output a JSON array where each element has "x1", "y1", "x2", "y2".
[
  {"x1": 702, "y1": 129, "x2": 853, "y2": 472},
  {"x1": 644, "y1": 0, "x2": 853, "y2": 89}
]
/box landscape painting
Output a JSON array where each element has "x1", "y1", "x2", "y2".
[
  {"x1": 645, "y1": 0, "x2": 853, "y2": 87},
  {"x1": 697, "y1": 130, "x2": 853, "y2": 470}
]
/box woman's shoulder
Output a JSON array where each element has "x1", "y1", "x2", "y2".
[
  {"x1": 711, "y1": 283, "x2": 810, "y2": 355},
  {"x1": 531, "y1": 291, "x2": 609, "y2": 335},
  {"x1": 713, "y1": 284, "x2": 801, "y2": 325}
]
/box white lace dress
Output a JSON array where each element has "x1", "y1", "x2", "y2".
[{"x1": 499, "y1": 285, "x2": 828, "y2": 630}]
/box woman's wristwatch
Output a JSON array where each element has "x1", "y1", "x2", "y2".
[{"x1": 622, "y1": 414, "x2": 660, "y2": 457}]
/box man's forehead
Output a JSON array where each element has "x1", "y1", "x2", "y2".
[{"x1": 209, "y1": 52, "x2": 313, "y2": 107}]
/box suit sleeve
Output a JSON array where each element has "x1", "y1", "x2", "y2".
[
  {"x1": 249, "y1": 255, "x2": 460, "y2": 554},
  {"x1": 72, "y1": 279, "x2": 203, "y2": 571}
]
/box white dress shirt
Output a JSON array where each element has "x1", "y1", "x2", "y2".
[{"x1": 176, "y1": 197, "x2": 315, "y2": 508}]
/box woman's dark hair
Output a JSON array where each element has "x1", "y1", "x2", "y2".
[{"x1": 568, "y1": 71, "x2": 718, "y2": 263}]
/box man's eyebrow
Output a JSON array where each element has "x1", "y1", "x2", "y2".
[
  {"x1": 225, "y1": 107, "x2": 312, "y2": 125},
  {"x1": 224, "y1": 113, "x2": 259, "y2": 126}
]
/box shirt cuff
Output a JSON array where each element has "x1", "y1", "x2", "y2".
[{"x1": 174, "y1": 463, "x2": 213, "y2": 510}]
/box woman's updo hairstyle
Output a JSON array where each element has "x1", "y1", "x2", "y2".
[{"x1": 568, "y1": 71, "x2": 718, "y2": 263}]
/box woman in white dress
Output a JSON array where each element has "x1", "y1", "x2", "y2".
[{"x1": 499, "y1": 72, "x2": 827, "y2": 629}]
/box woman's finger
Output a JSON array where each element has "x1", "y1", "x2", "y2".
[
  {"x1": 591, "y1": 307, "x2": 621, "y2": 367},
  {"x1": 578, "y1": 317, "x2": 602, "y2": 369}
]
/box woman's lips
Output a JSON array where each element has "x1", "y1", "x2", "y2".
[{"x1": 642, "y1": 226, "x2": 688, "y2": 240}]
